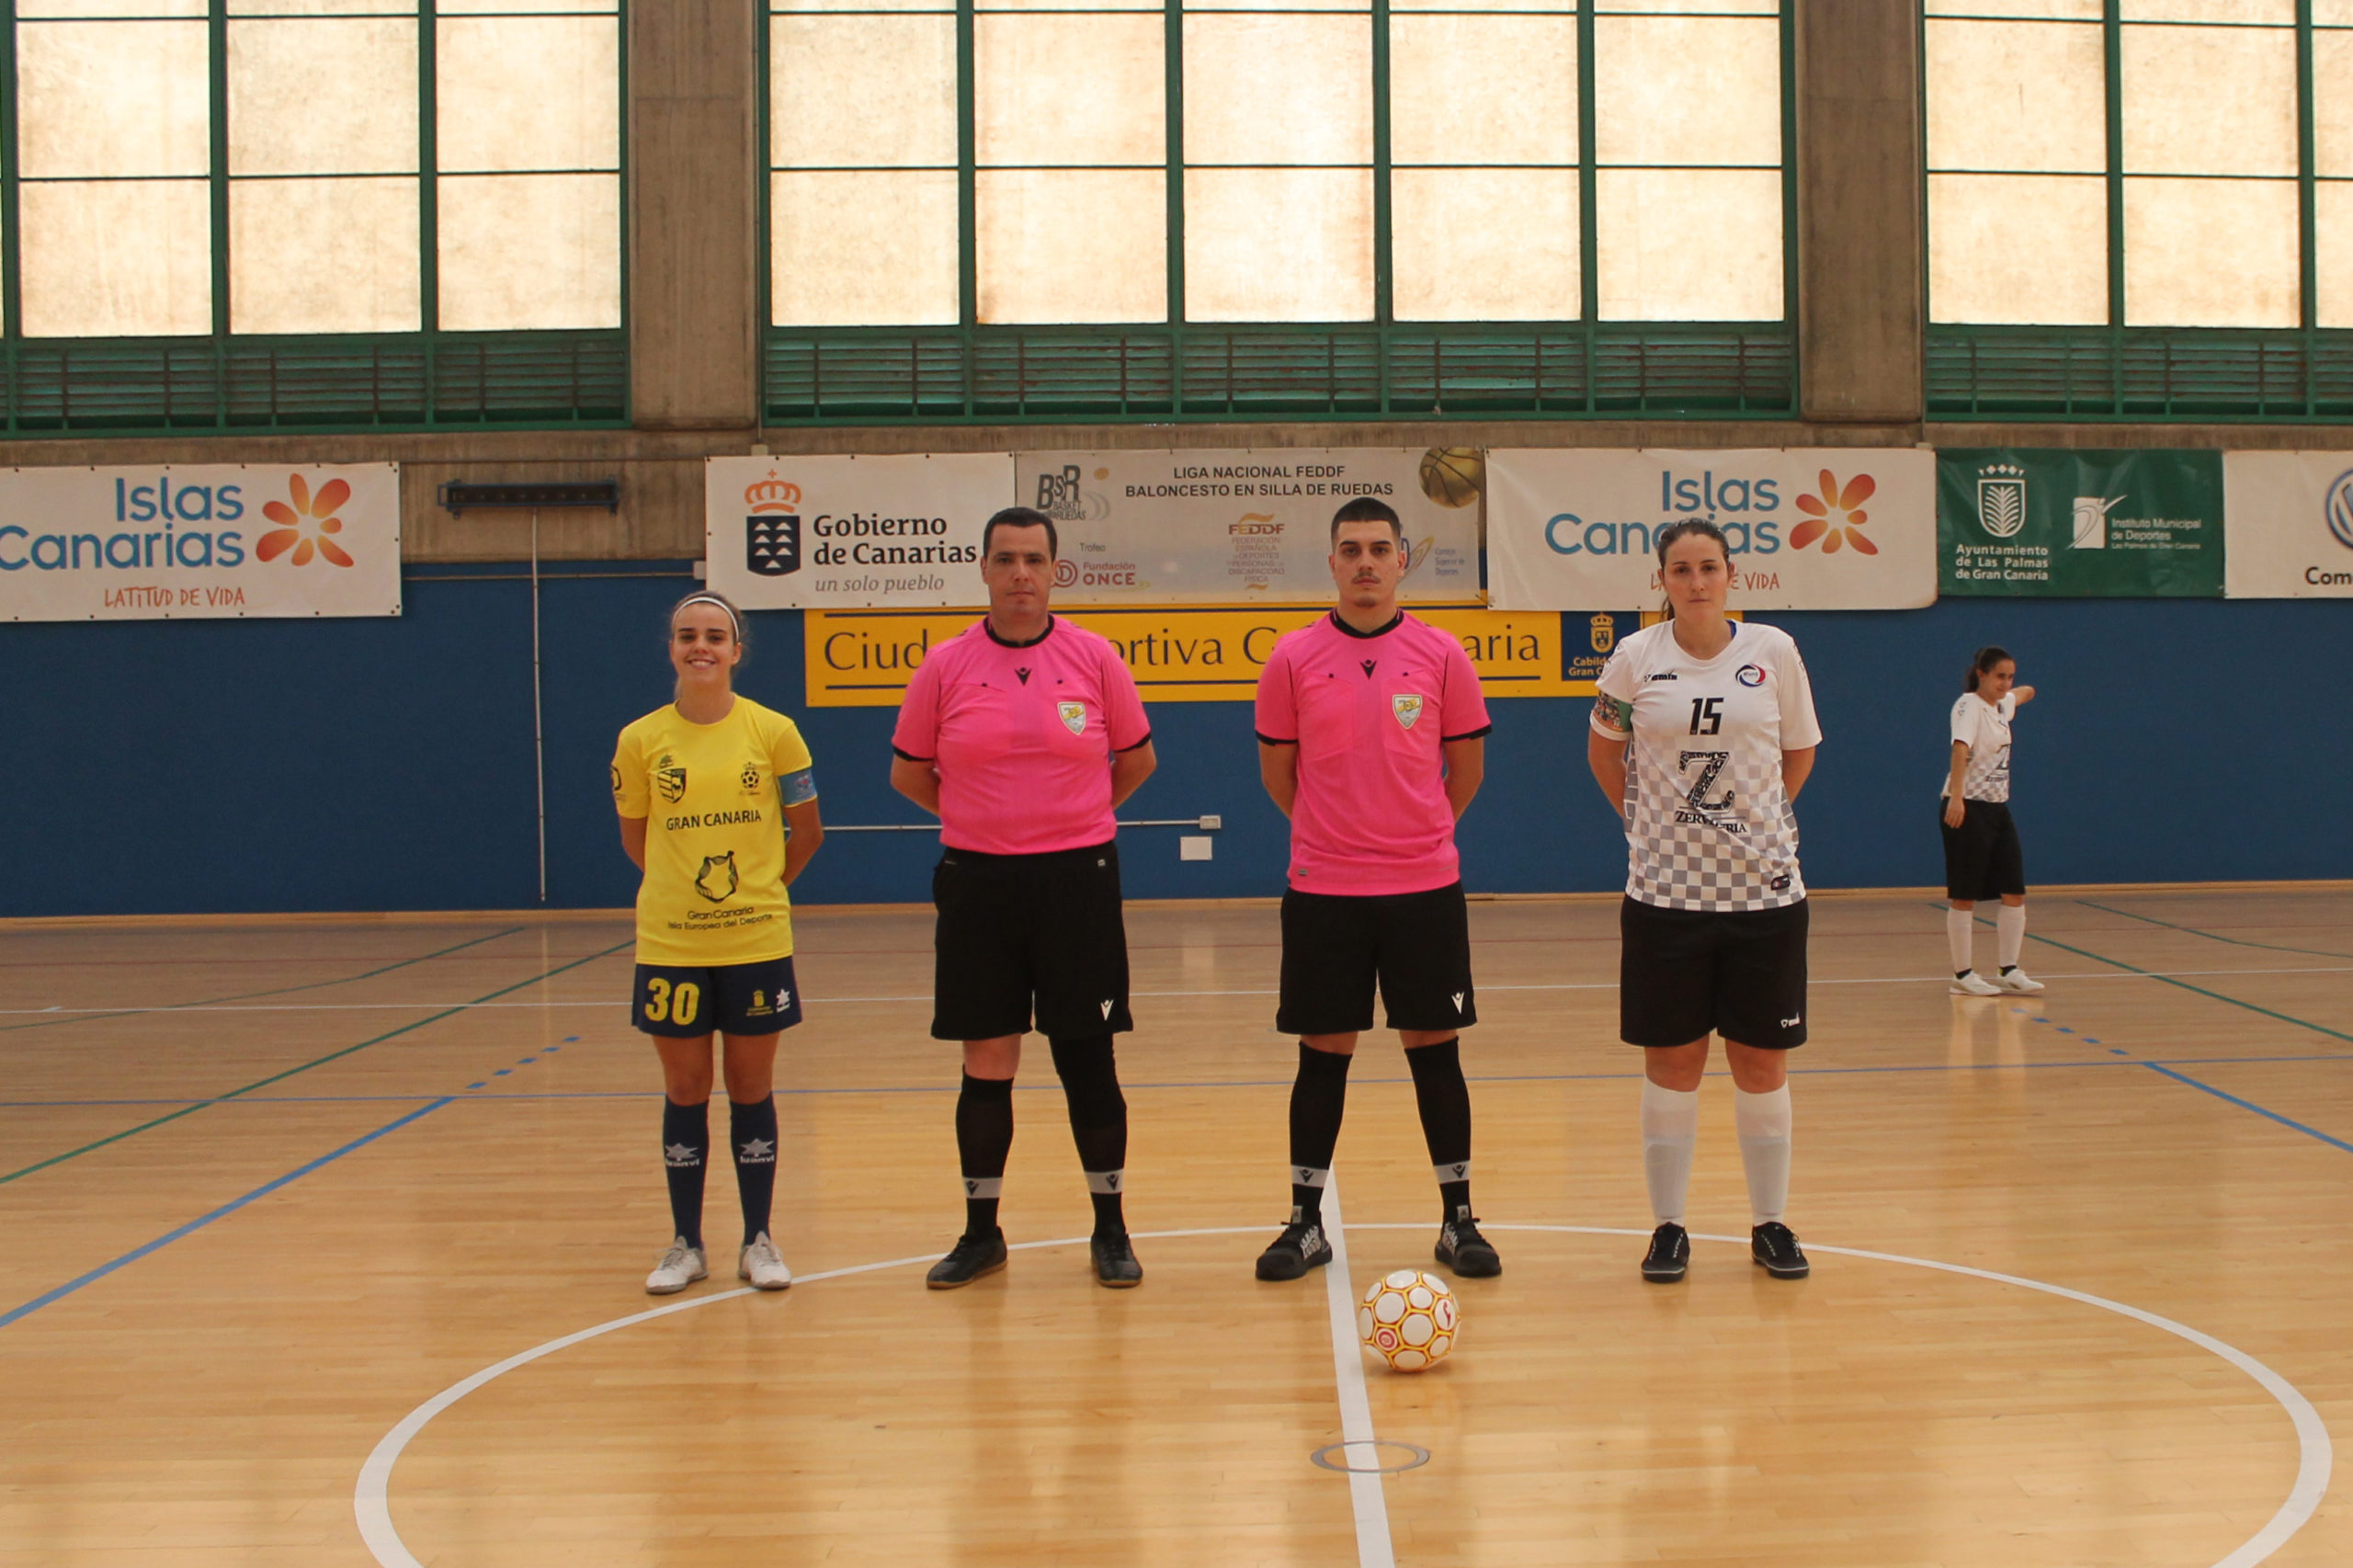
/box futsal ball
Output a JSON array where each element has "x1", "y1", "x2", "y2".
[
  {"x1": 1358, "y1": 1268, "x2": 1458, "y2": 1372},
  {"x1": 1417, "y1": 448, "x2": 1483, "y2": 509}
]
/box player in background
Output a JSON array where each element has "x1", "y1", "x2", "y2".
[
  {"x1": 1252, "y1": 496, "x2": 1500, "y2": 1283},
  {"x1": 1942, "y1": 646, "x2": 2042, "y2": 995},
  {"x1": 613, "y1": 591, "x2": 825, "y2": 1294},
  {"x1": 891, "y1": 507, "x2": 1158, "y2": 1290},
  {"x1": 1586, "y1": 519, "x2": 1821, "y2": 1284}
]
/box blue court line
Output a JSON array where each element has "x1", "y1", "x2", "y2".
[
  {"x1": 0, "y1": 1097, "x2": 453, "y2": 1331},
  {"x1": 2138, "y1": 1062, "x2": 2353, "y2": 1155}
]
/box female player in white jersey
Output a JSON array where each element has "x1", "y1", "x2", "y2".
[
  {"x1": 1587, "y1": 519, "x2": 1821, "y2": 1283},
  {"x1": 612, "y1": 591, "x2": 825, "y2": 1294},
  {"x1": 1941, "y1": 645, "x2": 2040, "y2": 995}
]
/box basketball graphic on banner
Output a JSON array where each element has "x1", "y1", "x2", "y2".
[{"x1": 1419, "y1": 448, "x2": 1483, "y2": 509}]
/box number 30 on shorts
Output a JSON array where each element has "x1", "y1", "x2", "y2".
[{"x1": 642, "y1": 976, "x2": 701, "y2": 1026}]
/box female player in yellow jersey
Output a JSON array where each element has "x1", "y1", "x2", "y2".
[{"x1": 612, "y1": 591, "x2": 825, "y2": 1294}]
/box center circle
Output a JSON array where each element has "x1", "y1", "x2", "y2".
[{"x1": 1310, "y1": 1439, "x2": 1431, "y2": 1475}]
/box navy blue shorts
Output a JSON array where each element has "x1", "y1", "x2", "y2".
[{"x1": 630, "y1": 956, "x2": 802, "y2": 1039}]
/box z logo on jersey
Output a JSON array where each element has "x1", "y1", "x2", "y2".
[{"x1": 1675, "y1": 749, "x2": 1746, "y2": 834}]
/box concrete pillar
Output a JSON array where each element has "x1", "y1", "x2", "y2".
[
  {"x1": 1794, "y1": 0, "x2": 1925, "y2": 426},
  {"x1": 629, "y1": 0, "x2": 759, "y2": 431}
]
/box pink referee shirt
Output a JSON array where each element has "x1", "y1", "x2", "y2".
[
  {"x1": 1255, "y1": 610, "x2": 1492, "y2": 896},
  {"x1": 892, "y1": 616, "x2": 1152, "y2": 856}
]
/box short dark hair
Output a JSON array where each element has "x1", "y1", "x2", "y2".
[
  {"x1": 1964, "y1": 644, "x2": 2015, "y2": 692},
  {"x1": 982, "y1": 506, "x2": 1058, "y2": 560},
  {"x1": 1330, "y1": 495, "x2": 1403, "y2": 541}
]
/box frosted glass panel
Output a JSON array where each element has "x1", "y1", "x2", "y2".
[
  {"x1": 2315, "y1": 32, "x2": 2353, "y2": 176},
  {"x1": 1926, "y1": 19, "x2": 2105, "y2": 173},
  {"x1": 2316, "y1": 182, "x2": 2353, "y2": 326},
  {"x1": 23, "y1": 0, "x2": 204, "y2": 16},
  {"x1": 983, "y1": 0, "x2": 1154, "y2": 14},
  {"x1": 2123, "y1": 0, "x2": 2291, "y2": 19},
  {"x1": 2120, "y1": 23, "x2": 2296, "y2": 176},
  {"x1": 229, "y1": 176, "x2": 420, "y2": 333},
  {"x1": 1184, "y1": 16, "x2": 1372, "y2": 166},
  {"x1": 438, "y1": 17, "x2": 620, "y2": 173},
  {"x1": 770, "y1": 16, "x2": 958, "y2": 168},
  {"x1": 1593, "y1": 16, "x2": 1779, "y2": 166},
  {"x1": 230, "y1": 19, "x2": 416, "y2": 176},
  {"x1": 17, "y1": 21, "x2": 209, "y2": 178},
  {"x1": 975, "y1": 14, "x2": 1162, "y2": 167},
  {"x1": 1602, "y1": 1, "x2": 1779, "y2": 13},
  {"x1": 1391, "y1": 17, "x2": 1576, "y2": 166},
  {"x1": 229, "y1": 0, "x2": 416, "y2": 12},
  {"x1": 1596, "y1": 167, "x2": 1779, "y2": 319},
  {"x1": 2123, "y1": 176, "x2": 2299, "y2": 325},
  {"x1": 1928, "y1": 173, "x2": 2108, "y2": 324},
  {"x1": 1185, "y1": 168, "x2": 1373, "y2": 320},
  {"x1": 772, "y1": 170, "x2": 960, "y2": 324},
  {"x1": 18, "y1": 179, "x2": 210, "y2": 335},
  {"x1": 1392, "y1": 167, "x2": 1578, "y2": 320},
  {"x1": 1390, "y1": 0, "x2": 1574, "y2": 13},
  {"x1": 440, "y1": 0, "x2": 617, "y2": 11},
  {"x1": 771, "y1": 0, "x2": 949, "y2": 12},
  {"x1": 2318, "y1": 0, "x2": 2353, "y2": 21},
  {"x1": 438, "y1": 173, "x2": 620, "y2": 329},
  {"x1": 977, "y1": 170, "x2": 1165, "y2": 322},
  {"x1": 1184, "y1": 0, "x2": 1361, "y2": 13},
  {"x1": 1927, "y1": 1, "x2": 2100, "y2": 16}
]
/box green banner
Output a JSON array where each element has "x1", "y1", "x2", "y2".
[{"x1": 1938, "y1": 449, "x2": 2224, "y2": 597}]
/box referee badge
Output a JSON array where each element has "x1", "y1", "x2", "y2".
[
  {"x1": 1058, "y1": 700, "x2": 1087, "y2": 735},
  {"x1": 1392, "y1": 693, "x2": 1425, "y2": 730}
]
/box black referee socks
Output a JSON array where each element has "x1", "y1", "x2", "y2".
[
  {"x1": 1405, "y1": 1037, "x2": 1473, "y2": 1221},
  {"x1": 1049, "y1": 1035, "x2": 1130, "y2": 1235},
  {"x1": 1289, "y1": 1044, "x2": 1354, "y2": 1221},
  {"x1": 729, "y1": 1096, "x2": 780, "y2": 1249},
  {"x1": 660, "y1": 1097, "x2": 710, "y2": 1250},
  {"x1": 955, "y1": 1073, "x2": 1016, "y2": 1237}
]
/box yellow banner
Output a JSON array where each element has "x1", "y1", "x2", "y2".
[{"x1": 806, "y1": 605, "x2": 1625, "y2": 705}]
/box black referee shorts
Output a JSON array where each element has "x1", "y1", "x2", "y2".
[
  {"x1": 1941, "y1": 799, "x2": 2026, "y2": 902},
  {"x1": 1277, "y1": 882, "x2": 1476, "y2": 1037},
  {"x1": 1620, "y1": 896, "x2": 1808, "y2": 1051},
  {"x1": 931, "y1": 841, "x2": 1133, "y2": 1041}
]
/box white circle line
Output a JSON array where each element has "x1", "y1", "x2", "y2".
[{"x1": 355, "y1": 1225, "x2": 2330, "y2": 1568}]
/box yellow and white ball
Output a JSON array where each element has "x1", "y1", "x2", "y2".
[{"x1": 1358, "y1": 1268, "x2": 1459, "y2": 1372}]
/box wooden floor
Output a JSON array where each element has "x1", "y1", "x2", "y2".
[{"x1": 2, "y1": 889, "x2": 2349, "y2": 1567}]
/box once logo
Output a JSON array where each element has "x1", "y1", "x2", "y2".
[{"x1": 2325, "y1": 470, "x2": 2353, "y2": 552}]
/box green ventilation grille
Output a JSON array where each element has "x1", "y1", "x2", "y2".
[{"x1": 1927, "y1": 326, "x2": 2353, "y2": 421}]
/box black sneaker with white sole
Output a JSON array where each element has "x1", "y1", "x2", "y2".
[
  {"x1": 1751, "y1": 1221, "x2": 1810, "y2": 1278},
  {"x1": 1434, "y1": 1213, "x2": 1501, "y2": 1278},
  {"x1": 1641, "y1": 1221, "x2": 1690, "y2": 1282},
  {"x1": 926, "y1": 1228, "x2": 1008, "y2": 1289},
  {"x1": 1090, "y1": 1230, "x2": 1143, "y2": 1288},
  {"x1": 1254, "y1": 1217, "x2": 1335, "y2": 1280}
]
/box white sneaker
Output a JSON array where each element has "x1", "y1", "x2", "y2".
[
  {"x1": 1995, "y1": 968, "x2": 2046, "y2": 994},
  {"x1": 739, "y1": 1233, "x2": 792, "y2": 1290},
  {"x1": 645, "y1": 1237, "x2": 708, "y2": 1295},
  {"x1": 1950, "y1": 971, "x2": 2003, "y2": 996}
]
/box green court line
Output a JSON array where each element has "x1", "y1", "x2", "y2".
[
  {"x1": 0, "y1": 937, "x2": 631, "y2": 1186},
  {"x1": 0, "y1": 925, "x2": 527, "y2": 1035},
  {"x1": 2075, "y1": 899, "x2": 2353, "y2": 962}
]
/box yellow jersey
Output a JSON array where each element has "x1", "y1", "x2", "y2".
[{"x1": 611, "y1": 697, "x2": 816, "y2": 965}]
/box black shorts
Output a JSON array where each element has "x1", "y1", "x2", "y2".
[
  {"x1": 932, "y1": 840, "x2": 1132, "y2": 1041},
  {"x1": 1619, "y1": 896, "x2": 1808, "y2": 1051},
  {"x1": 1941, "y1": 799, "x2": 2026, "y2": 902},
  {"x1": 1277, "y1": 882, "x2": 1476, "y2": 1037},
  {"x1": 631, "y1": 955, "x2": 802, "y2": 1039}
]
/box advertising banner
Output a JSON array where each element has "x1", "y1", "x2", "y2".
[
  {"x1": 1938, "y1": 449, "x2": 2222, "y2": 597},
  {"x1": 804, "y1": 603, "x2": 1591, "y2": 706},
  {"x1": 0, "y1": 464, "x2": 400, "y2": 621},
  {"x1": 2222, "y1": 452, "x2": 2353, "y2": 598},
  {"x1": 704, "y1": 453, "x2": 1009, "y2": 609},
  {"x1": 1485, "y1": 449, "x2": 1937, "y2": 611},
  {"x1": 1013, "y1": 449, "x2": 1484, "y2": 605}
]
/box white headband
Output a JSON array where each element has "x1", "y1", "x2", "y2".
[{"x1": 676, "y1": 594, "x2": 743, "y2": 640}]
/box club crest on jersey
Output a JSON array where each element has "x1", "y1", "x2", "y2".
[
  {"x1": 694, "y1": 852, "x2": 738, "y2": 903},
  {"x1": 740, "y1": 761, "x2": 763, "y2": 792},
  {"x1": 654, "y1": 760, "x2": 687, "y2": 802},
  {"x1": 1736, "y1": 664, "x2": 1767, "y2": 687},
  {"x1": 1392, "y1": 693, "x2": 1425, "y2": 730},
  {"x1": 1059, "y1": 700, "x2": 1087, "y2": 735}
]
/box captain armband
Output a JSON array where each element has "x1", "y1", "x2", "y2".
[
  {"x1": 779, "y1": 768, "x2": 818, "y2": 805},
  {"x1": 1592, "y1": 695, "x2": 1634, "y2": 735}
]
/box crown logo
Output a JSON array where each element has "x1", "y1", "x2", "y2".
[
  {"x1": 1977, "y1": 462, "x2": 2024, "y2": 480},
  {"x1": 745, "y1": 472, "x2": 801, "y2": 512}
]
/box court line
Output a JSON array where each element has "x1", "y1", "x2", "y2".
[
  {"x1": 1319, "y1": 1174, "x2": 1396, "y2": 1568},
  {"x1": 0, "y1": 939, "x2": 632, "y2": 1186},
  {"x1": 2075, "y1": 899, "x2": 2353, "y2": 962},
  {"x1": 353, "y1": 1224, "x2": 2328, "y2": 1568},
  {"x1": 2138, "y1": 1064, "x2": 2353, "y2": 1155},
  {"x1": 0, "y1": 1096, "x2": 453, "y2": 1331}
]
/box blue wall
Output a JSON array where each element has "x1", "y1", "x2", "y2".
[{"x1": 4, "y1": 565, "x2": 2345, "y2": 916}]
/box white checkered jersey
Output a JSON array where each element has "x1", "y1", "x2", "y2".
[
  {"x1": 1945, "y1": 690, "x2": 2015, "y2": 803},
  {"x1": 1591, "y1": 620, "x2": 1823, "y2": 913}
]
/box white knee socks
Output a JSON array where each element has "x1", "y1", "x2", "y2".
[
  {"x1": 1996, "y1": 903, "x2": 2026, "y2": 971},
  {"x1": 1733, "y1": 1085, "x2": 1793, "y2": 1226},
  {"x1": 1947, "y1": 906, "x2": 1976, "y2": 974},
  {"x1": 1639, "y1": 1081, "x2": 1699, "y2": 1225}
]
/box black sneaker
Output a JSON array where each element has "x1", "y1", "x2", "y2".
[
  {"x1": 1254, "y1": 1218, "x2": 1334, "y2": 1281},
  {"x1": 1751, "y1": 1221, "x2": 1809, "y2": 1278},
  {"x1": 925, "y1": 1228, "x2": 1007, "y2": 1290},
  {"x1": 1090, "y1": 1230, "x2": 1143, "y2": 1289},
  {"x1": 1434, "y1": 1213, "x2": 1501, "y2": 1278},
  {"x1": 1641, "y1": 1221, "x2": 1690, "y2": 1282}
]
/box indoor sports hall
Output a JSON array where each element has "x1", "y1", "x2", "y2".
[{"x1": 3, "y1": 5, "x2": 2350, "y2": 1567}]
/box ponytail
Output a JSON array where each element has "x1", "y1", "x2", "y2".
[
  {"x1": 1654, "y1": 517, "x2": 1732, "y2": 618},
  {"x1": 1963, "y1": 644, "x2": 2011, "y2": 693}
]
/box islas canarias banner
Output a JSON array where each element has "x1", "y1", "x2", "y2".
[{"x1": 0, "y1": 464, "x2": 402, "y2": 620}]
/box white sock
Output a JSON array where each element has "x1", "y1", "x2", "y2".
[
  {"x1": 1997, "y1": 904, "x2": 2026, "y2": 971},
  {"x1": 1733, "y1": 1085, "x2": 1792, "y2": 1227},
  {"x1": 1946, "y1": 906, "x2": 1976, "y2": 974},
  {"x1": 1639, "y1": 1081, "x2": 1699, "y2": 1225}
]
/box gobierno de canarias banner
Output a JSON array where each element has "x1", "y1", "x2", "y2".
[
  {"x1": 705, "y1": 453, "x2": 1007, "y2": 609},
  {"x1": 1484, "y1": 449, "x2": 1938, "y2": 611},
  {"x1": 2222, "y1": 451, "x2": 2353, "y2": 598},
  {"x1": 1937, "y1": 449, "x2": 2222, "y2": 597},
  {"x1": 0, "y1": 464, "x2": 401, "y2": 621}
]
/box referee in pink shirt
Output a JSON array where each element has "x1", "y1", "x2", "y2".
[
  {"x1": 1251, "y1": 496, "x2": 1500, "y2": 1282},
  {"x1": 891, "y1": 506, "x2": 1158, "y2": 1290}
]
